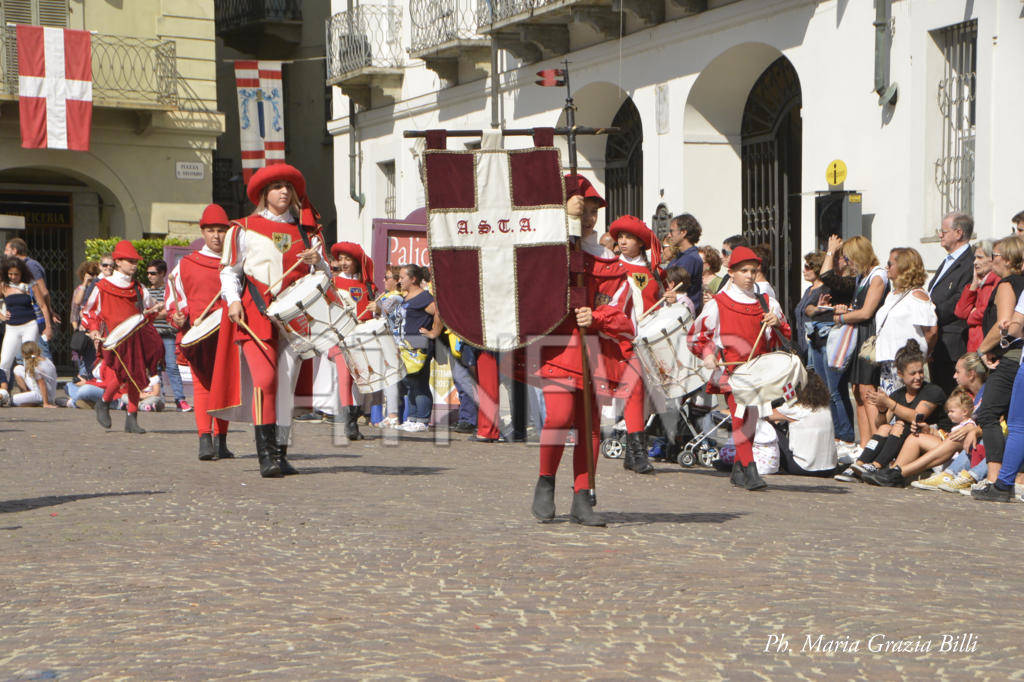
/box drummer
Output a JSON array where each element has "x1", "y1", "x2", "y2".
[
  {"x1": 166, "y1": 204, "x2": 234, "y2": 462},
  {"x1": 209, "y1": 164, "x2": 328, "y2": 478},
  {"x1": 80, "y1": 240, "x2": 164, "y2": 434},
  {"x1": 609, "y1": 215, "x2": 663, "y2": 475},
  {"x1": 687, "y1": 245, "x2": 791, "y2": 490}
]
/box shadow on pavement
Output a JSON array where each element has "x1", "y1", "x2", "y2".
[
  {"x1": 298, "y1": 465, "x2": 451, "y2": 476},
  {"x1": 1, "y1": 490, "x2": 166, "y2": 514},
  {"x1": 601, "y1": 511, "x2": 747, "y2": 525},
  {"x1": 766, "y1": 483, "x2": 850, "y2": 494}
]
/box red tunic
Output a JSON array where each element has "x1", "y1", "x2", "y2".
[
  {"x1": 87, "y1": 278, "x2": 163, "y2": 392},
  {"x1": 333, "y1": 274, "x2": 372, "y2": 321},
  {"x1": 176, "y1": 251, "x2": 224, "y2": 325},
  {"x1": 619, "y1": 259, "x2": 661, "y2": 313}
]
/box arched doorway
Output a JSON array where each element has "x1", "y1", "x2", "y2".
[
  {"x1": 605, "y1": 97, "x2": 642, "y2": 226},
  {"x1": 741, "y1": 56, "x2": 802, "y2": 314}
]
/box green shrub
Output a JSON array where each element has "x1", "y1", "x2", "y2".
[{"x1": 84, "y1": 237, "x2": 191, "y2": 284}]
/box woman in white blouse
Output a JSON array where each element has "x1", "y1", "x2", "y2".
[{"x1": 874, "y1": 247, "x2": 938, "y2": 393}]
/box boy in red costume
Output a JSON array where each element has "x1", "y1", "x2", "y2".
[
  {"x1": 81, "y1": 240, "x2": 164, "y2": 433},
  {"x1": 210, "y1": 164, "x2": 328, "y2": 478},
  {"x1": 687, "y1": 246, "x2": 791, "y2": 490},
  {"x1": 529, "y1": 175, "x2": 634, "y2": 526},
  {"x1": 166, "y1": 204, "x2": 234, "y2": 461},
  {"x1": 609, "y1": 215, "x2": 663, "y2": 475}
]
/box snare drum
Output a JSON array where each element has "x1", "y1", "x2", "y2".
[
  {"x1": 339, "y1": 318, "x2": 406, "y2": 393},
  {"x1": 179, "y1": 311, "x2": 221, "y2": 385},
  {"x1": 265, "y1": 271, "x2": 359, "y2": 359},
  {"x1": 634, "y1": 305, "x2": 708, "y2": 399},
  {"x1": 728, "y1": 351, "x2": 807, "y2": 414},
  {"x1": 103, "y1": 313, "x2": 147, "y2": 351}
]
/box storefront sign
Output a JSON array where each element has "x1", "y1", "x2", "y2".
[
  {"x1": 175, "y1": 161, "x2": 205, "y2": 180},
  {"x1": 0, "y1": 193, "x2": 71, "y2": 227},
  {"x1": 388, "y1": 230, "x2": 430, "y2": 268}
]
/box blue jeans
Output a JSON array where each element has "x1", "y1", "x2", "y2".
[
  {"x1": 66, "y1": 382, "x2": 103, "y2": 407},
  {"x1": 807, "y1": 344, "x2": 856, "y2": 443},
  {"x1": 402, "y1": 363, "x2": 432, "y2": 423},
  {"x1": 996, "y1": 360, "x2": 1024, "y2": 488},
  {"x1": 946, "y1": 451, "x2": 988, "y2": 481},
  {"x1": 161, "y1": 336, "x2": 186, "y2": 402}
]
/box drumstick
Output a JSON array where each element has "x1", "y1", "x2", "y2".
[
  {"x1": 194, "y1": 294, "x2": 221, "y2": 324},
  {"x1": 638, "y1": 281, "x2": 685, "y2": 323},
  {"x1": 747, "y1": 320, "x2": 770, "y2": 363},
  {"x1": 265, "y1": 260, "x2": 305, "y2": 299},
  {"x1": 236, "y1": 319, "x2": 270, "y2": 353}
]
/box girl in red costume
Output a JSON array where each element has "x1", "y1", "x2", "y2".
[
  {"x1": 80, "y1": 240, "x2": 164, "y2": 433},
  {"x1": 166, "y1": 204, "x2": 234, "y2": 461},
  {"x1": 687, "y1": 246, "x2": 791, "y2": 490},
  {"x1": 609, "y1": 215, "x2": 663, "y2": 475},
  {"x1": 530, "y1": 175, "x2": 634, "y2": 526}
]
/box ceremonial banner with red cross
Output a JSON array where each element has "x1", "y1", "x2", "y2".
[
  {"x1": 17, "y1": 25, "x2": 92, "y2": 151},
  {"x1": 423, "y1": 128, "x2": 569, "y2": 351}
]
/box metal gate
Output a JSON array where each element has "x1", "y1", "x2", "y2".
[
  {"x1": 741, "y1": 56, "x2": 802, "y2": 316},
  {"x1": 605, "y1": 97, "x2": 642, "y2": 226}
]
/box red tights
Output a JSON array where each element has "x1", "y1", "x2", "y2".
[
  {"x1": 329, "y1": 348, "x2": 355, "y2": 407},
  {"x1": 622, "y1": 357, "x2": 645, "y2": 433},
  {"x1": 476, "y1": 351, "x2": 500, "y2": 439},
  {"x1": 726, "y1": 393, "x2": 758, "y2": 466},
  {"x1": 242, "y1": 338, "x2": 277, "y2": 425},
  {"x1": 192, "y1": 375, "x2": 228, "y2": 436},
  {"x1": 100, "y1": 363, "x2": 138, "y2": 414},
  {"x1": 539, "y1": 382, "x2": 600, "y2": 492}
]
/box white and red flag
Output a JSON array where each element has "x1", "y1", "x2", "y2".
[
  {"x1": 17, "y1": 25, "x2": 92, "y2": 151},
  {"x1": 424, "y1": 129, "x2": 569, "y2": 351},
  {"x1": 235, "y1": 60, "x2": 285, "y2": 181}
]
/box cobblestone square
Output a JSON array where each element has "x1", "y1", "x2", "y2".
[{"x1": 2, "y1": 409, "x2": 1022, "y2": 679}]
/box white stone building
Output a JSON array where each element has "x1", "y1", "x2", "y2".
[{"x1": 326, "y1": 0, "x2": 1024, "y2": 309}]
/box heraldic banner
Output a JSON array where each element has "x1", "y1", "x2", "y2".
[
  {"x1": 423, "y1": 128, "x2": 570, "y2": 352},
  {"x1": 235, "y1": 60, "x2": 285, "y2": 181}
]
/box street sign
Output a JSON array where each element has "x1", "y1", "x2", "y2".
[{"x1": 826, "y1": 159, "x2": 847, "y2": 186}]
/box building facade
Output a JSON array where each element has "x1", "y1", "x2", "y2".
[{"x1": 326, "y1": 0, "x2": 1024, "y2": 311}]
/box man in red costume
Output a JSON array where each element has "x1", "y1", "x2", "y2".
[
  {"x1": 609, "y1": 215, "x2": 663, "y2": 475},
  {"x1": 529, "y1": 175, "x2": 634, "y2": 526},
  {"x1": 166, "y1": 204, "x2": 234, "y2": 461},
  {"x1": 209, "y1": 164, "x2": 328, "y2": 478},
  {"x1": 687, "y1": 246, "x2": 791, "y2": 490},
  {"x1": 81, "y1": 240, "x2": 164, "y2": 433}
]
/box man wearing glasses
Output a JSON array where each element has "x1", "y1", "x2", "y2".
[
  {"x1": 928, "y1": 212, "x2": 975, "y2": 394},
  {"x1": 146, "y1": 260, "x2": 190, "y2": 412}
]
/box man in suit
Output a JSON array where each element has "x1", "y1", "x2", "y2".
[{"x1": 928, "y1": 212, "x2": 975, "y2": 394}]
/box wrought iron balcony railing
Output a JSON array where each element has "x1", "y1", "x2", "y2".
[
  {"x1": 410, "y1": 0, "x2": 484, "y2": 53},
  {"x1": 326, "y1": 5, "x2": 403, "y2": 84},
  {"x1": 476, "y1": 0, "x2": 552, "y2": 28},
  {"x1": 0, "y1": 26, "x2": 178, "y2": 107},
  {"x1": 216, "y1": 0, "x2": 302, "y2": 33}
]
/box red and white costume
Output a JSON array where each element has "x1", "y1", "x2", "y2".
[
  {"x1": 166, "y1": 242, "x2": 229, "y2": 438},
  {"x1": 687, "y1": 279, "x2": 791, "y2": 467}
]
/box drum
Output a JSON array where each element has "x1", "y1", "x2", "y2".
[
  {"x1": 634, "y1": 305, "x2": 708, "y2": 399},
  {"x1": 339, "y1": 318, "x2": 406, "y2": 393},
  {"x1": 265, "y1": 271, "x2": 359, "y2": 359},
  {"x1": 728, "y1": 351, "x2": 807, "y2": 414},
  {"x1": 103, "y1": 313, "x2": 147, "y2": 351},
  {"x1": 179, "y1": 312, "x2": 221, "y2": 385}
]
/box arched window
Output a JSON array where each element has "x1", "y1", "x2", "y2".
[{"x1": 605, "y1": 97, "x2": 642, "y2": 227}]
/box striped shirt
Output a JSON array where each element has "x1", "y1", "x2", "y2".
[{"x1": 148, "y1": 286, "x2": 175, "y2": 337}]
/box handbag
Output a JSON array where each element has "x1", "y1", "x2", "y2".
[
  {"x1": 826, "y1": 323, "x2": 858, "y2": 369},
  {"x1": 69, "y1": 329, "x2": 91, "y2": 356},
  {"x1": 858, "y1": 290, "x2": 913, "y2": 363},
  {"x1": 400, "y1": 343, "x2": 429, "y2": 374}
]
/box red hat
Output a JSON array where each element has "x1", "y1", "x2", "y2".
[
  {"x1": 112, "y1": 240, "x2": 141, "y2": 261},
  {"x1": 331, "y1": 241, "x2": 375, "y2": 292},
  {"x1": 199, "y1": 204, "x2": 230, "y2": 228},
  {"x1": 727, "y1": 245, "x2": 761, "y2": 268},
  {"x1": 246, "y1": 163, "x2": 307, "y2": 205},
  {"x1": 609, "y1": 214, "x2": 662, "y2": 267},
  {"x1": 563, "y1": 173, "x2": 606, "y2": 208}
]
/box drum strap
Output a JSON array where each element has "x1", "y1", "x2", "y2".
[
  {"x1": 756, "y1": 293, "x2": 796, "y2": 354},
  {"x1": 246, "y1": 278, "x2": 269, "y2": 316}
]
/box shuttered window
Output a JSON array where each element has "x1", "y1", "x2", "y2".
[{"x1": 2, "y1": 0, "x2": 69, "y2": 27}]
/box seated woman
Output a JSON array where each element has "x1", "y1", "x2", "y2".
[
  {"x1": 11, "y1": 341, "x2": 58, "y2": 407},
  {"x1": 769, "y1": 371, "x2": 842, "y2": 477},
  {"x1": 835, "y1": 340, "x2": 949, "y2": 481},
  {"x1": 139, "y1": 375, "x2": 165, "y2": 412},
  {"x1": 862, "y1": 386, "x2": 975, "y2": 487}
]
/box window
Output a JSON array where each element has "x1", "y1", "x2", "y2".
[
  {"x1": 2, "y1": 0, "x2": 69, "y2": 27},
  {"x1": 933, "y1": 20, "x2": 977, "y2": 218},
  {"x1": 380, "y1": 160, "x2": 396, "y2": 219}
]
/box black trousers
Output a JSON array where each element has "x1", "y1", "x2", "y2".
[{"x1": 974, "y1": 350, "x2": 1021, "y2": 464}]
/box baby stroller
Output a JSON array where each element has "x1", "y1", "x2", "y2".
[{"x1": 646, "y1": 385, "x2": 732, "y2": 468}]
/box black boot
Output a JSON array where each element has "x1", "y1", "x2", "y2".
[
  {"x1": 742, "y1": 461, "x2": 767, "y2": 491},
  {"x1": 124, "y1": 412, "x2": 146, "y2": 434},
  {"x1": 625, "y1": 432, "x2": 654, "y2": 474},
  {"x1": 215, "y1": 433, "x2": 234, "y2": 459},
  {"x1": 730, "y1": 460, "x2": 745, "y2": 487},
  {"x1": 531, "y1": 475, "x2": 556, "y2": 522},
  {"x1": 197, "y1": 433, "x2": 216, "y2": 461},
  {"x1": 344, "y1": 406, "x2": 364, "y2": 441},
  {"x1": 275, "y1": 443, "x2": 299, "y2": 476},
  {"x1": 255, "y1": 424, "x2": 283, "y2": 478},
  {"x1": 569, "y1": 490, "x2": 606, "y2": 527},
  {"x1": 95, "y1": 399, "x2": 111, "y2": 429}
]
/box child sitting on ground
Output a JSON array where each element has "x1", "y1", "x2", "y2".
[
  {"x1": 770, "y1": 370, "x2": 841, "y2": 477},
  {"x1": 11, "y1": 341, "x2": 57, "y2": 407}
]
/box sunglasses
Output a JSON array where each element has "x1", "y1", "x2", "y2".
[
  {"x1": 100, "y1": 263, "x2": 114, "y2": 268},
  {"x1": 147, "y1": 271, "x2": 159, "y2": 276}
]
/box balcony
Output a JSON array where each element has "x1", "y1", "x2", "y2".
[
  {"x1": 0, "y1": 27, "x2": 178, "y2": 109},
  {"x1": 216, "y1": 0, "x2": 303, "y2": 54},
  {"x1": 326, "y1": 5, "x2": 403, "y2": 109},
  {"x1": 409, "y1": 0, "x2": 490, "y2": 84}
]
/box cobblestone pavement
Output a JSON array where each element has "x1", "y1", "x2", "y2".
[{"x1": 1, "y1": 408, "x2": 1022, "y2": 680}]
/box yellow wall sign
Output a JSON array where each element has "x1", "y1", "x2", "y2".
[{"x1": 827, "y1": 159, "x2": 847, "y2": 186}]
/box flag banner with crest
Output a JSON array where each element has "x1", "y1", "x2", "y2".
[
  {"x1": 423, "y1": 128, "x2": 569, "y2": 351},
  {"x1": 235, "y1": 60, "x2": 285, "y2": 181}
]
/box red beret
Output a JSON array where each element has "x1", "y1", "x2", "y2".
[
  {"x1": 331, "y1": 241, "x2": 375, "y2": 291},
  {"x1": 199, "y1": 204, "x2": 230, "y2": 228},
  {"x1": 728, "y1": 245, "x2": 761, "y2": 268},
  {"x1": 564, "y1": 173, "x2": 606, "y2": 208},
  {"x1": 608, "y1": 215, "x2": 653, "y2": 249},
  {"x1": 246, "y1": 163, "x2": 307, "y2": 206},
  {"x1": 112, "y1": 240, "x2": 141, "y2": 261}
]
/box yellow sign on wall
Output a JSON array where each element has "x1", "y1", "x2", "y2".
[{"x1": 826, "y1": 159, "x2": 847, "y2": 186}]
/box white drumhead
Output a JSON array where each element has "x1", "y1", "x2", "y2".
[
  {"x1": 266, "y1": 271, "x2": 329, "y2": 318},
  {"x1": 103, "y1": 313, "x2": 146, "y2": 349},
  {"x1": 181, "y1": 312, "x2": 221, "y2": 347},
  {"x1": 637, "y1": 304, "x2": 693, "y2": 342}
]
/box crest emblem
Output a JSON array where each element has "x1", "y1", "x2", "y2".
[
  {"x1": 273, "y1": 232, "x2": 291, "y2": 253},
  {"x1": 349, "y1": 287, "x2": 364, "y2": 301},
  {"x1": 631, "y1": 272, "x2": 649, "y2": 290}
]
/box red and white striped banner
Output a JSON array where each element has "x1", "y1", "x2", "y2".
[
  {"x1": 17, "y1": 25, "x2": 93, "y2": 151},
  {"x1": 235, "y1": 60, "x2": 285, "y2": 182}
]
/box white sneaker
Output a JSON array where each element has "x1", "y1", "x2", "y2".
[
  {"x1": 0, "y1": 389, "x2": 9, "y2": 407},
  {"x1": 961, "y1": 480, "x2": 990, "y2": 497},
  {"x1": 401, "y1": 421, "x2": 428, "y2": 433}
]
